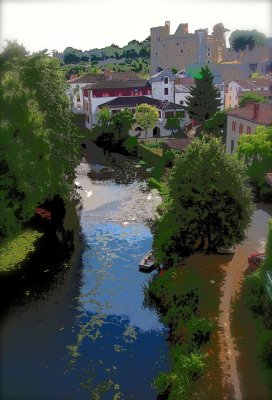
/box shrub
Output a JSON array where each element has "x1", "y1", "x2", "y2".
[
  {"x1": 124, "y1": 136, "x2": 137, "y2": 154},
  {"x1": 259, "y1": 329, "x2": 272, "y2": 368},
  {"x1": 186, "y1": 317, "x2": 213, "y2": 347},
  {"x1": 244, "y1": 270, "x2": 266, "y2": 314}
]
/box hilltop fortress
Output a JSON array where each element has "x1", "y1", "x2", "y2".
[
  {"x1": 150, "y1": 22, "x2": 228, "y2": 74},
  {"x1": 150, "y1": 21, "x2": 272, "y2": 75}
]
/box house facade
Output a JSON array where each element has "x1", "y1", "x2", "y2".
[
  {"x1": 150, "y1": 69, "x2": 175, "y2": 103},
  {"x1": 226, "y1": 102, "x2": 272, "y2": 153},
  {"x1": 96, "y1": 96, "x2": 185, "y2": 139},
  {"x1": 83, "y1": 80, "x2": 152, "y2": 129},
  {"x1": 67, "y1": 71, "x2": 140, "y2": 114}
]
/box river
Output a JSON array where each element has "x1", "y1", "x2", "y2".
[{"x1": 0, "y1": 141, "x2": 169, "y2": 400}]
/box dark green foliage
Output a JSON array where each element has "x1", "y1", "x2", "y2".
[
  {"x1": 259, "y1": 329, "x2": 272, "y2": 368},
  {"x1": 63, "y1": 47, "x2": 90, "y2": 64},
  {"x1": 0, "y1": 42, "x2": 82, "y2": 239},
  {"x1": 186, "y1": 66, "x2": 221, "y2": 126},
  {"x1": 229, "y1": 30, "x2": 266, "y2": 51},
  {"x1": 204, "y1": 110, "x2": 227, "y2": 143},
  {"x1": 239, "y1": 92, "x2": 267, "y2": 107},
  {"x1": 244, "y1": 271, "x2": 266, "y2": 314},
  {"x1": 164, "y1": 117, "x2": 182, "y2": 135},
  {"x1": 94, "y1": 108, "x2": 134, "y2": 151},
  {"x1": 237, "y1": 126, "x2": 272, "y2": 195},
  {"x1": 145, "y1": 267, "x2": 209, "y2": 399},
  {"x1": 154, "y1": 136, "x2": 254, "y2": 263}
]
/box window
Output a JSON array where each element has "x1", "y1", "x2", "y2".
[
  {"x1": 164, "y1": 76, "x2": 169, "y2": 84},
  {"x1": 231, "y1": 139, "x2": 235, "y2": 154},
  {"x1": 207, "y1": 52, "x2": 211, "y2": 57},
  {"x1": 247, "y1": 126, "x2": 251, "y2": 134},
  {"x1": 239, "y1": 123, "x2": 243, "y2": 134},
  {"x1": 180, "y1": 50, "x2": 183, "y2": 53},
  {"x1": 180, "y1": 100, "x2": 184, "y2": 105},
  {"x1": 232, "y1": 121, "x2": 236, "y2": 132},
  {"x1": 164, "y1": 88, "x2": 169, "y2": 95}
]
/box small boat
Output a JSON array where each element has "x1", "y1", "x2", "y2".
[
  {"x1": 139, "y1": 251, "x2": 156, "y2": 271},
  {"x1": 217, "y1": 246, "x2": 235, "y2": 255}
]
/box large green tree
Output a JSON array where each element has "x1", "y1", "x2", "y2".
[
  {"x1": 186, "y1": 66, "x2": 221, "y2": 127},
  {"x1": 154, "y1": 136, "x2": 254, "y2": 263},
  {"x1": 204, "y1": 110, "x2": 227, "y2": 143},
  {"x1": 0, "y1": 42, "x2": 82, "y2": 238},
  {"x1": 135, "y1": 103, "x2": 159, "y2": 138}
]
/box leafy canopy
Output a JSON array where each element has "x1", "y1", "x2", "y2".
[
  {"x1": 154, "y1": 136, "x2": 254, "y2": 263},
  {"x1": 0, "y1": 41, "x2": 82, "y2": 238},
  {"x1": 186, "y1": 66, "x2": 221, "y2": 126},
  {"x1": 135, "y1": 103, "x2": 159, "y2": 137},
  {"x1": 237, "y1": 125, "x2": 272, "y2": 188},
  {"x1": 229, "y1": 30, "x2": 266, "y2": 51},
  {"x1": 204, "y1": 110, "x2": 227, "y2": 143},
  {"x1": 239, "y1": 92, "x2": 267, "y2": 108}
]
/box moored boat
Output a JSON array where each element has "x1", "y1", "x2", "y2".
[{"x1": 139, "y1": 250, "x2": 156, "y2": 271}]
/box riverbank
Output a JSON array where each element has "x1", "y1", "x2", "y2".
[{"x1": 0, "y1": 198, "x2": 81, "y2": 314}]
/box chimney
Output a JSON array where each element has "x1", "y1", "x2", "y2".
[
  {"x1": 253, "y1": 103, "x2": 259, "y2": 120},
  {"x1": 104, "y1": 69, "x2": 113, "y2": 80}
]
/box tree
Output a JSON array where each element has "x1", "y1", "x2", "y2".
[
  {"x1": 164, "y1": 116, "x2": 183, "y2": 136},
  {"x1": 135, "y1": 104, "x2": 159, "y2": 139},
  {"x1": 239, "y1": 92, "x2": 267, "y2": 108},
  {"x1": 204, "y1": 110, "x2": 227, "y2": 143},
  {"x1": 63, "y1": 47, "x2": 81, "y2": 64},
  {"x1": 229, "y1": 30, "x2": 266, "y2": 51},
  {"x1": 0, "y1": 43, "x2": 82, "y2": 238},
  {"x1": 154, "y1": 136, "x2": 254, "y2": 263},
  {"x1": 97, "y1": 107, "x2": 111, "y2": 127},
  {"x1": 95, "y1": 108, "x2": 134, "y2": 147},
  {"x1": 185, "y1": 66, "x2": 221, "y2": 127},
  {"x1": 237, "y1": 126, "x2": 272, "y2": 192}
]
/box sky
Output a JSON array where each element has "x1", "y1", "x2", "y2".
[{"x1": 0, "y1": 0, "x2": 271, "y2": 53}]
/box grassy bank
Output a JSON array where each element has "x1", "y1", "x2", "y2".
[
  {"x1": 0, "y1": 230, "x2": 44, "y2": 273},
  {"x1": 136, "y1": 141, "x2": 177, "y2": 197}
]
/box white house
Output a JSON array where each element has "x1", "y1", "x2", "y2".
[
  {"x1": 149, "y1": 69, "x2": 175, "y2": 103},
  {"x1": 96, "y1": 96, "x2": 185, "y2": 139}
]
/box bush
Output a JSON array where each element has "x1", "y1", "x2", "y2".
[
  {"x1": 244, "y1": 270, "x2": 266, "y2": 314},
  {"x1": 259, "y1": 329, "x2": 272, "y2": 368},
  {"x1": 186, "y1": 317, "x2": 213, "y2": 347},
  {"x1": 124, "y1": 136, "x2": 137, "y2": 154}
]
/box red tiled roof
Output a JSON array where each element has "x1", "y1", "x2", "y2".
[
  {"x1": 67, "y1": 73, "x2": 105, "y2": 84},
  {"x1": 68, "y1": 71, "x2": 140, "y2": 84},
  {"x1": 237, "y1": 90, "x2": 272, "y2": 97},
  {"x1": 235, "y1": 78, "x2": 272, "y2": 90},
  {"x1": 235, "y1": 79, "x2": 256, "y2": 90},
  {"x1": 227, "y1": 103, "x2": 272, "y2": 125},
  {"x1": 164, "y1": 137, "x2": 193, "y2": 151}
]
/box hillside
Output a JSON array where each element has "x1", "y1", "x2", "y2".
[{"x1": 59, "y1": 38, "x2": 151, "y2": 78}]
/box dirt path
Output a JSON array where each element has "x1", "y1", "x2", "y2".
[
  {"x1": 191, "y1": 204, "x2": 272, "y2": 400},
  {"x1": 218, "y1": 249, "x2": 245, "y2": 400}
]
